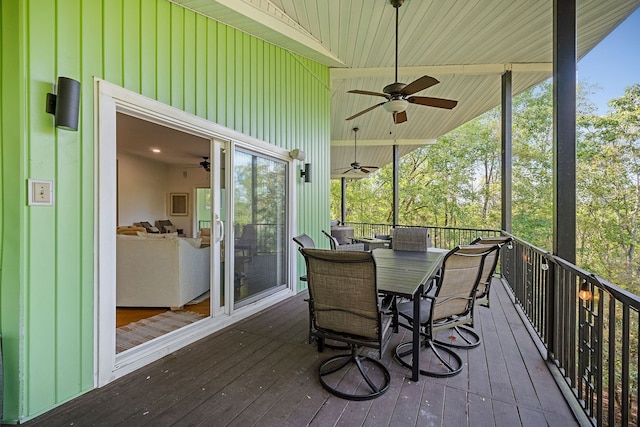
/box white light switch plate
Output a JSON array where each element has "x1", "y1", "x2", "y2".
[{"x1": 28, "y1": 179, "x2": 54, "y2": 206}]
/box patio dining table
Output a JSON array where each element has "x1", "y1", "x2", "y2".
[
  {"x1": 373, "y1": 247, "x2": 448, "y2": 381},
  {"x1": 350, "y1": 236, "x2": 391, "y2": 251}
]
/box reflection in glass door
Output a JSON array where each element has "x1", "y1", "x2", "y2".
[{"x1": 233, "y1": 149, "x2": 288, "y2": 308}]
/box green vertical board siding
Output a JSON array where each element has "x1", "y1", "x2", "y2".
[
  {"x1": 140, "y1": 0, "x2": 157, "y2": 99},
  {"x1": 79, "y1": 0, "x2": 102, "y2": 393},
  {"x1": 195, "y1": 14, "x2": 208, "y2": 118},
  {"x1": 54, "y1": 0, "x2": 84, "y2": 404},
  {"x1": 0, "y1": 0, "x2": 330, "y2": 422},
  {"x1": 27, "y1": 0, "x2": 58, "y2": 413},
  {"x1": 123, "y1": 0, "x2": 141, "y2": 93},
  {"x1": 156, "y1": 0, "x2": 171, "y2": 104},
  {"x1": 1, "y1": 0, "x2": 25, "y2": 421}
]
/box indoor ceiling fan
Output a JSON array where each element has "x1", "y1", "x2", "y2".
[
  {"x1": 198, "y1": 156, "x2": 211, "y2": 172},
  {"x1": 334, "y1": 127, "x2": 379, "y2": 175},
  {"x1": 346, "y1": 0, "x2": 458, "y2": 124},
  {"x1": 184, "y1": 156, "x2": 210, "y2": 172}
]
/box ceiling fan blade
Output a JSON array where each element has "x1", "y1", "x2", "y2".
[
  {"x1": 360, "y1": 168, "x2": 371, "y2": 174},
  {"x1": 400, "y1": 75, "x2": 440, "y2": 96},
  {"x1": 393, "y1": 110, "x2": 408, "y2": 124},
  {"x1": 361, "y1": 165, "x2": 379, "y2": 170},
  {"x1": 408, "y1": 96, "x2": 458, "y2": 109},
  {"x1": 348, "y1": 89, "x2": 388, "y2": 98},
  {"x1": 346, "y1": 102, "x2": 386, "y2": 120}
]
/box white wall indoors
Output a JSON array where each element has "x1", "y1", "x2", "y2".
[{"x1": 117, "y1": 152, "x2": 210, "y2": 236}]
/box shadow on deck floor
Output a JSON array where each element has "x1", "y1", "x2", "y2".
[{"x1": 21, "y1": 280, "x2": 579, "y2": 426}]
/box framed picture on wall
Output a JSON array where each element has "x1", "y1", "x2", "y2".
[{"x1": 170, "y1": 193, "x2": 189, "y2": 216}]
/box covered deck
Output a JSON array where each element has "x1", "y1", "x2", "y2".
[{"x1": 24, "y1": 280, "x2": 578, "y2": 426}]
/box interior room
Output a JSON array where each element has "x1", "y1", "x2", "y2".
[{"x1": 115, "y1": 112, "x2": 213, "y2": 352}]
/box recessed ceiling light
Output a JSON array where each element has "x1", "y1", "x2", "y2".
[{"x1": 151, "y1": 148, "x2": 161, "y2": 153}]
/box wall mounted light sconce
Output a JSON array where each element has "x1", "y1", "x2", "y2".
[
  {"x1": 289, "y1": 149, "x2": 306, "y2": 161},
  {"x1": 300, "y1": 163, "x2": 311, "y2": 183},
  {"x1": 578, "y1": 280, "x2": 593, "y2": 301},
  {"x1": 46, "y1": 77, "x2": 81, "y2": 131}
]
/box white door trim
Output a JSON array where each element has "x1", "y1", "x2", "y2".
[{"x1": 94, "y1": 79, "x2": 295, "y2": 387}]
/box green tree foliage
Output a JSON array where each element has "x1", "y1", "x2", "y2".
[
  {"x1": 577, "y1": 84, "x2": 640, "y2": 289},
  {"x1": 330, "y1": 82, "x2": 640, "y2": 296}
]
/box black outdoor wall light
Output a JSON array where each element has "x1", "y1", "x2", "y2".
[
  {"x1": 46, "y1": 77, "x2": 81, "y2": 131},
  {"x1": 300, "y1": 163, "x2": 312, "y2": 183},
  {"x1": 289, "y1": 149, "x2": 311, "y2": 183}
]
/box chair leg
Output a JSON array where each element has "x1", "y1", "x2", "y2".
[
  {"x1": 394, "y1": 338, "x2": 463, "y2": 378},
  {"x1": 318, "y1": 347, "x2": 391, "y2": 401},
  {"x1": 433, "y1": 325, "x2": 481, "y2": 349}
]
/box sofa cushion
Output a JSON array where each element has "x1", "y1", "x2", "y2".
[
  {"x1": 137, "y1": 231, "x2": 178, "y2": 239},
  {"x1": 184, "y1": 237, "x2": 202, "y2": 248}
]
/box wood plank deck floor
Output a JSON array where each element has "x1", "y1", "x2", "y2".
[{"x1": 23, "y1": 280, "x2": 579, "y2": 426}]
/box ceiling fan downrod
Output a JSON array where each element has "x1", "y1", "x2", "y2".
[
  {"x1": 353, "y1": 127, "x2": 359, "y2": 164},
  {"x1": 390, "y1": 0, "x2": 404, "y2": 83}
]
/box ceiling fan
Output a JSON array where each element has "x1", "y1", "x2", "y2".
[
  {"x1": 192, "y1": 156, "x2": 211, "y2": 172},
  {"x1": 346, "y1": 0, "x2": 458, "y2": 124},
  {"x1": 199, "y1": 156, "x2": 211, "y2": 172},
  {"x1": 334, "y1": 127, "x2": 379, "y2": 175}
]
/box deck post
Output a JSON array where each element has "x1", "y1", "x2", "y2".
[
  {"x1": 341, "y1": 177, "x2": 346, "y2": 224},
  {"x1": 549, "y1": 0, "x2": 577, "y2": 360},
  {"x1": 501, "y1": 71, "x2": 513, "y2": 233},
  {"x1": 392, "y1": 144, "x2": 399, "y2": 226},
  {"x1": 552, "y1": 0, "x2": 576, "y2": 263}
]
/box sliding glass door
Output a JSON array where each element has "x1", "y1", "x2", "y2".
[{"x1": 233, "y1": 149, "x2": 288, "y2": 308}]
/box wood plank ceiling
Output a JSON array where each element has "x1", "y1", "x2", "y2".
[{"x1": 171, "y1": 0, "x2": 640, "y2": 178}]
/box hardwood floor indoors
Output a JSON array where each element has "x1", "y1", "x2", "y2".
[{"x1": 116, "y1": 298, "x2": 211, "y2": 328}]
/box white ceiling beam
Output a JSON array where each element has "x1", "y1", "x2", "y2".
[
  {"x1": 331, "y1": 139, "x2": 436, "y2": 147},
  {"x1": 331, "y1": 63, "x2": 552, "y2": 80},
  {"x1": 171, "y1": 0, "x2": 346, "y2": 67}
]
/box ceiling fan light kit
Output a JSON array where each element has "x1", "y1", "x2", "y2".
[
  {"x1": 345, "y1": 0, "x2": 458, "y2": 124},
  {"x1": 383, "y1": 99, "x2": 408, "y2": 113}
]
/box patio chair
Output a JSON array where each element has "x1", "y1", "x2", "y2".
[
  {"x1": 235, "y1": 224, "x2": 257, "y2": 256},
  {"x1": 321, "y1": 230, "x2": 365, "y2": 251},
  {"x1": 394, "y1": 244, "x2": 499, "y2": 377},
  {"x1": 391, "y1": 227, "x2": 430, "y2": 251},
  {"x1": 293, "y1": 233, "x2": 315, "y2": 341},
  {"x1": 469, "y1": 236, "x2": 513, "y2": 308},
  {"x1": 293, "y1": 233, "x2": 315, "y2": 252},
  {"x1": 300, "y1": 248, "x2": 393, "y2": 400}
]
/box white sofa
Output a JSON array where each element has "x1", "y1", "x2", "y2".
[{"x1": 116, "y1": 234, "x2": 210, "y2": 309}]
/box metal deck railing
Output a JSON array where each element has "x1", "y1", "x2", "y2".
[{"x1": 343, "y1": 223, "x2": 639, "y2": 426}]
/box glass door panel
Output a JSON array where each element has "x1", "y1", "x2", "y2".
[{"x1": 233, "y1": 149, "x2": 288, "y2": 308}]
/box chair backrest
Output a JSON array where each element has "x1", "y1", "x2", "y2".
[
  {"x1": 432, "y1": 244, "x2": 499, "y2": 321},
  {"x1": 321, "y1": 229, "x2": 340, "y2": 250},
  {"x1": 301, "y1": 248, "x2": 380, "y2": 340},
  {"x1": 293, "y1": 233, "x2": 315, "y2": 249},
  {"x1": 469, "y1": 236, "x2": 513, "y2": 294},
  {"x1": 392, "y1": 227, "x2": 430, "y2": 251},
  {"x1": 321, "y1": 229, "x2": 365, "y2": 251}
]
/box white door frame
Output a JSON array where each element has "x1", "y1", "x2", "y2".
[{"x1": 94, "y1": 79, "x2": 296, "y2": 387}]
